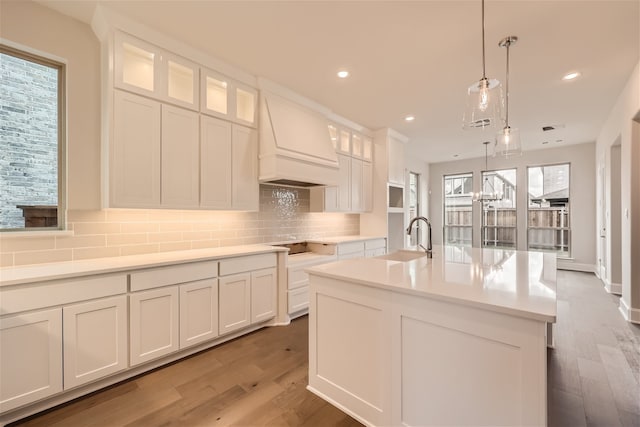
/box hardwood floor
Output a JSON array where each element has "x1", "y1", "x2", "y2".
[
  {"x1": 548, "y1": 271, "x2": 640, "y2": 427},
  {"x1": 10, "y1": 271, "x2": 640, "y2": 427}
]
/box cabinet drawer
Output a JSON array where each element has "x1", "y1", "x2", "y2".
[
  {"x1": 130, "y1": 260, "x2": 218, "y2": 291},
  {"x1": 1, "y1": 274, "x2": 127, "y2": 315},
  {"x1": 365, "y1": 238, "x2": 386, "y2": 250},
  {"x1": 288, "y1": 266, "x2": 310, "y2": 290},
  {"x1": 365, "y1": 247, "x2": 387, "y2": 258},
  {"x1": 337, "y1": 241, "x2": 365, "y2": 255},
  {"x1": 288, "y1": 287, "x2": 309, "y2": 314},
  {"x1": 219, "y1": 253, "x2": 277, "y2": 276}
]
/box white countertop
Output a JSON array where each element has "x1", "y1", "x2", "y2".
[
  {"x1": 307, "y1": 245, "x2": 557, "y2": 323},
  {"x1": 0, "y1": 244, "x2": 286, "y2": 287},
  {"x1": 304, "y1": 235, "x2": 385, "y2": 244}
]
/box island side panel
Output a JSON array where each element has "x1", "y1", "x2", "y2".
[
  {"x1": 391, "y1": 292, "x2": 547, "y2": 427},
  {"x1": 308, "y1": 275, "x2": 393, "y2": 426}
]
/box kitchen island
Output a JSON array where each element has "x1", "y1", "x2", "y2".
[{"x1": 306, "y1": 245, "x2": 557, "y2": 427}]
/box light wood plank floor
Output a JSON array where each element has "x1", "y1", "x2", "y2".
[{"x1": 11, "y1": 271, "x2": 640, "y2": 427}]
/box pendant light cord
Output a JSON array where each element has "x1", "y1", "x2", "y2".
[
  {"x1": 505, "y1": 40, "x2": 510, "y2": 127},
  {"x1": 481, "y1": 0, "x2": 486, "y2": 79}
]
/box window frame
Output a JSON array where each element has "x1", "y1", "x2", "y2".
[
  {"x1": 0, "y1": 42, "x2": 67, "y2": 232},
  {"x1": 480, "y1": 167, "x2": 518, "y2": 249},
  {"x1": 442, "y1": 172, "x2": 474, "y2": 247},
  {"x1": 526, "y1": 162, "x2": 571, "y2": 258}
]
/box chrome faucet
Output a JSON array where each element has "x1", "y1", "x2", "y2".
[{"x1": 406, "y1": 216, "x2": 433, "y2": 258}]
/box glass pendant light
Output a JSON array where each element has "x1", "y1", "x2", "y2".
[
  {"x1": 463, "y1": 0, "x2": 503, "y2": 130},
  {"x1": 473, "y1": 141, "x2": 503, "y2": 202},
  {"x1": 495, "y1": 36, "x2": 522, "y2": 157}
]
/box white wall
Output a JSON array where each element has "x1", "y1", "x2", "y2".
[
  {"x1": 428, "y1": 143, "x2": 596, "y2": 270},
  {"x1": 596, "y1": 60, "x2": 640, "y2": 322},
  {"x1": 0, "y1": 0, "x2": 102, "y2": 210}
]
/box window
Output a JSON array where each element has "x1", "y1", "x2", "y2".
[
  {"x1": 481, "y1": 168, "x2": 517, "y2": 249},
  {"x1": 0, "y1": 44, "x2": 65, "y2": 231},
  {"x1": 408, "y1": 171, "x2": 420, "y2": 245},
  {"x1": 443, "y1": 173, "x2": 473, "y2": 246},
  {"x1": 527, "y1": 164, "x2": 570, "y2": 256}
]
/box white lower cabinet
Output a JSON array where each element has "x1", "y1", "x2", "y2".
[
  {"x1": 129, "y1": 287, "x2": 180, "y2": 366},
  {"x1": 179, "y1": 279, "x2": 219, "y2": 349},
  {"x1": 250, "y1": 268, "x2": 277, "y2": 323},
  {"x1": 218, "y1": 273, "x2": 251, "y2": 335},
  {"x1": 218, "y1": 254, "x2": 278, "y2": 336},
  {"x1": 63, "y1": 296, "x2": 128, "y2": 389},
  {"x1": 0, "y1": 309, "x2": 63, "y2": 413}
]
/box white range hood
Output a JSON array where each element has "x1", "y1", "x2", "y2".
[{"x1": 259, "y1": 91, "x2": 339, "y2": 187}]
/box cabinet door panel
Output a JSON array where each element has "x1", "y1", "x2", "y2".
[
  {"x1": 231, "y1": 125, "x2": 259, "y2": 211},
  {"x1": 251, "y1": 268, "x2": 277, "y2": 324},
  {"x1": 337, "y1": 154, "x2": 351, "y2": 212},
  {"x1": 388, "y1": 137, "x2": 405, "y2": 185},
  {"x1": 219, "y1": 273, "x2": 251, "y2": 335},
  {"x1": 112, "y1": 91, "x2": 161, "y2": 207},
  {"x1": 130, "y1": 287, "x2": 179, "y2": 366},
  {"x1": 351, "y1": 158, "x2": 363, "y2": 212},
  {"x1": 0, "y1": 308, "x2": 62, "y2": 412},
  {"x1": 179, "y1": 279, "x2": 219, "y2": 349},
  {"x1": 161, "y1": 105, "x2": 199, "y2": 208},
  {"x1": 201, "y1": 116, "x2": 232, "y2": 208},
  {"x1": 363, "y1": 161, "x2": 373, "y2": 212},
  {"x1": 164, "y1": 53, "x2": 199, "y2": 110},
  {"x1": 63, "y1": 296, "x2": 128, "y2": 389},
  {"x1": 114, "y1": 32, "x2": 161, "y2": 97}
]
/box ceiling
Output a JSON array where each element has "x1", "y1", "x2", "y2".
[{"x1": 36, "y1": 0, "x2": 639, "y2": 163}]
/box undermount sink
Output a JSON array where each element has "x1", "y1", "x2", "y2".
[{"x1": 377, "y1": 250, "x2": 428, "y2": 262}]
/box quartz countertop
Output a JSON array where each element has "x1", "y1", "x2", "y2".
[
  {"x1": 0, "y1": 244, "x2": 286, "y2": 287},
  {"x1": 307, "y1": 245, "x2": 557, "y2": 323}
]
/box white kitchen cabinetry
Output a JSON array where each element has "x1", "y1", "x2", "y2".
[
  {"x1": 129, "y1": 260, "x2": 218, "y2": 365},
  {"x1": 179, "y1": 279, "x2": 219, "y2": 349},
  {"x1": 112, "y1": 90, "x2": 161, "y2": 208},
  {"x1": 388, "y1": 136, "x2": 405, "y2": 186},
  {"x1": 199, "y1": 117, "x2": 258, "y2": 211},
  {"x1": 112, "y1": 91, "x2": 199, "y2": 209},
  {"x1": 200, "y1": 116, "x2": 232, "y2": 209},
  {"x1": 363, "y1": 161, "x2": 373, "y2": 212},
  {"x1": 337, "y1": 241, "x2": 366, "y2": 260},
  {"x1": 218, "y1": 254, "x2": 277, "y2": 335},
  {"x1": 63, "y1": 296, "x2": 128, "y2": 389},
  {"x1": 114, "y1": 32, "x2": 199, "y2": 111},
  {"x1": 364, "y1": 238, "x2": 387, "y2": 257},
  {"x1": 0, "y1": 309, "x2": 62, "y2": 413},
  {"x1": 231, "y1": 124, "x2": 259, "y2": 211},
  {"x1": 218, "y1": 273, "x2": 251, "y2": 335},
  {"x1": 129, "y1": 286, "x2": 179, "y2": 366},
  {"x1": 336, "y1": 153, "x2": 352, "y2": 212},
  {"x1": 351, "y1": 158, "x2": 364, "y2": 212},
  {"x1": 161, "y1": 104, "x2": 199, "y2": 208},
  {"x1": 201, "y1": 67, "x2": 257, "y2": 127}
]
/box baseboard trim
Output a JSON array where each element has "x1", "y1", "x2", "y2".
[
  {"x1": 607, "y1": 282, "x2": 622, "y2": 295},
  {"x1": 556, "y1": 260, "x2": 596, "y2": 273},
  {"x1": 619, "y1": 298, "x2": 640, "y2": 324}
]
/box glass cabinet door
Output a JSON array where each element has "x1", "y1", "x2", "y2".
[
  {"x1": 235, "y1": 85, "x2": 257, "y2": 126},
  {"x1": 351, "y1": 133, "x2": 363, "y2": 158},
  {"x1": 201, "y1": 68, "x2": 229, "y2": 118},
  {"x1": 362, "y1": 136, "x2": 373, "y2": 162},
  {"x1": 115, "y1": 33, "x2": 161, "y2": 97},
  {"x1": 164, "y1": 53, "x2": 199, "y2": 110},
  {"x1": 338, "y1": 129, "x2": 351, "y2": 154},
  {"x1": 328, "y1": 124, "x2": 338, "y2": 151}
]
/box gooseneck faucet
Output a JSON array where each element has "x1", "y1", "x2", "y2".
[{"x1": 406, "y1": 216, "x2": 433, "y2": 258}]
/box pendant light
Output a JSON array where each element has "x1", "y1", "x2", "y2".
[
  {"x1": 473, "y1": 141, "x2": 503, "y2": 202},
  {"x1": 495, "y1": 36, "x2": 522, "y2": 157},
  {"x1": 463, "y1": 0, "x2": 503, "y2": 130}
]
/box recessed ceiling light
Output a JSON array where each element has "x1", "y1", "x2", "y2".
[
  {"x1": 404, "y1": 115, "x2": 415, "y2": 122},
  {"x1": 562, "y1": 71, "x2": 580, "y2": 81},
  {"x1": 337, "y1": 70, "x2": 349, "y2": 78}
]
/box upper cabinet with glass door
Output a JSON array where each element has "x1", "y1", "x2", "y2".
[
  {"x1": 114, "y1": 32, "x2": 199, "y2": 111},
  {"x1": 201, "y1": 68, "x2": 257, "y2": 127}
]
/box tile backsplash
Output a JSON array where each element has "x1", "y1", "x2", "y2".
[{"x1": 0, "y1": 185, "x2": 359, "y2": 267}]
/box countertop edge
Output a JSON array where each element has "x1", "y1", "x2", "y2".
[{"x1": 0, "y1": 245, "x2": 287, "y2": 287}]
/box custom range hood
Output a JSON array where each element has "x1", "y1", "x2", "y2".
[{"x1": 259, "y1": 89, "x2": 339, "y2": 187}]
